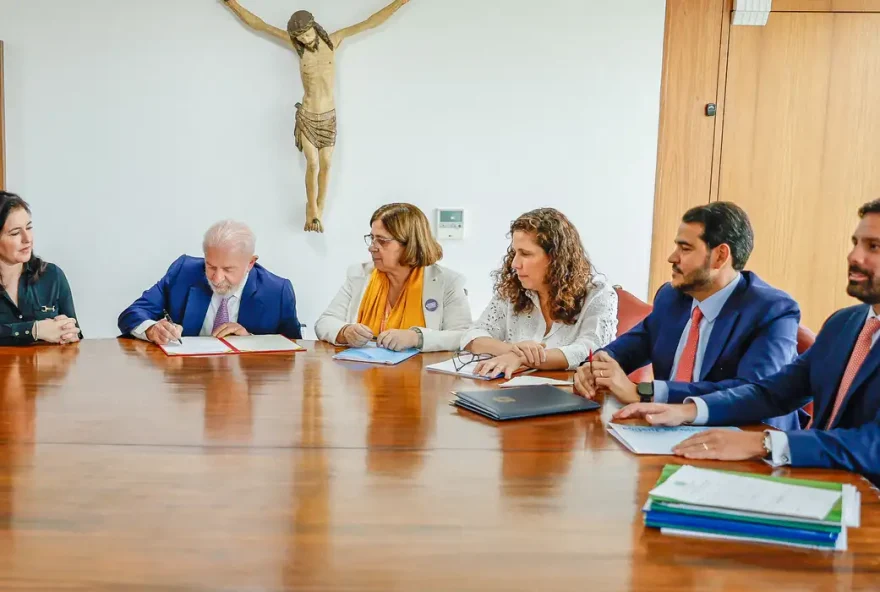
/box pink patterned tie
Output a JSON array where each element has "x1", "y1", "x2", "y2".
[
  {"x1": 815, "y1": 317, "x2": 880, "y2": 429},
  {"x1": 212, "y1": 297, "x2": 230, "y2": 333}
]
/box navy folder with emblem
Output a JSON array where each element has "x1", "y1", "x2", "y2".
[{"x1": 451, "y1": 384, "x2": 600, "y2": 421}]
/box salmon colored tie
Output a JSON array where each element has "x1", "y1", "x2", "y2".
[
  {"x1": 817, "y1": 317, "x2": 880, "y2": 429},
  {"x1": 673, "y1": 307, "x2": 704, "y2": 382}
]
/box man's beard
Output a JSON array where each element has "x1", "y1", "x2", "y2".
[
  {"x1": 209, "y1": 279, "x2": 241, "y2": 296},
  {"x1": 673, "y1": 258, "x2": 712, "y2": 294},
  {"x1": 846, "y1": 264, "x2": 880, "y2": 304}
]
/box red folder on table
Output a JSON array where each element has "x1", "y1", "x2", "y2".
[{"x1": 158, "y1": 335, "x2": 305, "y2": 357}]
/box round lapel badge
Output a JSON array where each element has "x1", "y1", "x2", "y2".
[{"x1": 425, "y1": 299, "x2": 439, "y2": 312}]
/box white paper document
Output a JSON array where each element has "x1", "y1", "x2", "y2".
[
  {"x1": 426, "y1": 358, "x2": 513, "y2": 381},
  {"x1": 649, "y1": 465, "x2": 842, "y2": 521},
  {"x1": 500, "y1": 375, "x2": 573, "y2": 388},
  {"x1": 224, "y1": 334, "x2": 304, "y2": 353},
  {"x1": 843, "y1": 485, "x2": 861, "y2": 528},
  {"x1": 607, "y1": 423, "x2": 740, "y2": 455},
  {"x1": 159, "y1": 336, "x2": 234, "y2": 356}
]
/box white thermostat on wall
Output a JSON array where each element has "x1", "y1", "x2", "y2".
[{"x1": 436, "y1": 208, "x2": 465, "y2": 240}]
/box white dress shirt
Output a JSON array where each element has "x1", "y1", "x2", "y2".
[
  {"x1": 688, "y1": 306, "x2": 880, "y2": 466},
  {"x1": 460, "y1": 275, "x2": 618, "y2": 370},
  {"x1": 131, "y1": 272, "x2": 249, "y2": 340}
]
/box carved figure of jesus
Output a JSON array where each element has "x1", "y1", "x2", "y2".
[{"x1": 223, "y1": 0, "x2": 411, "y2": 232}]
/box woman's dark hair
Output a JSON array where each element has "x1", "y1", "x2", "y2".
[{"x1": 0, "y1": 191, "x2": 46, "y2": 287}]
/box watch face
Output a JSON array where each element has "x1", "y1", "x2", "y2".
[{"x1": 637, "y1": 383, "x2": 652, "y2": 396}]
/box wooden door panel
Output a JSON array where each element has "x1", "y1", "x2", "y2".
[
  {"x1": 648, "y1": 0, "x2": 727, "y2": 298},
  {"x1": 719, "y1": 13, "x2": 880, "y2": 330}
]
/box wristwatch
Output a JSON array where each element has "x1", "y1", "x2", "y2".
[
  {"x1": 636, "y1": 382, "x2": 654, "y2": 403},
  {"x1": 762, "y1": 431, "x2": 773, "y2": 459}
]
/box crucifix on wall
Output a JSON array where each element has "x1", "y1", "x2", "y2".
[{"x1": 222, "y1": 0, "x2": 412, "y2": 233}]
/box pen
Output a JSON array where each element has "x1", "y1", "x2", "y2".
[
  {"x1": 589, "y1": 349, "x2": 595, "y2": 388},
  {"x1": 162, "y1": 310, "x2": 183, "y2": 345}
]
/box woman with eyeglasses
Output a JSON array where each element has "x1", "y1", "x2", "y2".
[
  {"x1": 315, "y1": 203, "x2": 472, "y2": 351},
  {"x1": 461, "y1": 208, "x2": 618, "y2": 379},
  {"x1": 0, "y1": 191, "x2": 81, "y2": 346}
]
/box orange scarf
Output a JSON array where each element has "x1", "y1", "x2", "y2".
[{"x1": 357, "y1": 268, "x2": 426, "y2": 335}]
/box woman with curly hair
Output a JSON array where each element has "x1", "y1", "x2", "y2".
[{"x1": 461, "y1": 208, "x2": 618, "y2": 378}]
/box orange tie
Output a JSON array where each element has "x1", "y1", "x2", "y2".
[
  {"x1": 818, "y1": 317, "x2": 880, "y2": 429},
  {"x1": 674, "y1": 307, "x2": 704, "y2": 382}
]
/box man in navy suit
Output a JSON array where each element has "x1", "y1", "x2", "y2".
[
  {"x1": 575, "y1": 202, "x2": 801, "y2": 430},
  {"x1": 118, "y1": 220, "x2": 302, "y2": 343},
  {"x1": 615, "y1": 199, "x2": 880, "y2": 485}
]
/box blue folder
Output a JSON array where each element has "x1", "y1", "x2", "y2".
[
  {"x1": 332, "y1": 344, "x2": 420, "y2": 365},
  {"x1": 644, "y1": 510, "x2": 839, "y2": 546}
]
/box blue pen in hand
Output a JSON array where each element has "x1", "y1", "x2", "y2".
[{"x1": 162, "y1": 310, "x2": 183, "y2": 345}]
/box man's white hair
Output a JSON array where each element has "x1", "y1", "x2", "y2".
[{"x1": 202, "y1": 220, "x2": 256, "y2": 256}]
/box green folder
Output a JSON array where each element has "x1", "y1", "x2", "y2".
[
  {"x1": 646, "y1": 500, "x2": 842, "y2": 533},
  {"x1": 649, "y1": 464, "x2": 847, "y2": 525}
]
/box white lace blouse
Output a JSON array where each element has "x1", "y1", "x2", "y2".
[{"x1": 460, "y1": 276, "x2": 619, "y2": 370}]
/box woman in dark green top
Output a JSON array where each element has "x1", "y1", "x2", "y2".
[{"x1": 0, "y1": 191, "x2": 81, "y2": 346}]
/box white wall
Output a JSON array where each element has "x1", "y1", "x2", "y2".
[{"x1": 0, "y1": 0, "x2": 665, "y2": 339}]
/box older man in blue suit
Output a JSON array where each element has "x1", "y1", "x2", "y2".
[
  {"x1": 118, "y1": 220, "x2": 302, "y2": 344},
  {"x1": 615, "y1": 199, "x2": 880, "y2": 486},
  {"x1": 575, "y1": 202, "x2": 801, "y2": 431}
]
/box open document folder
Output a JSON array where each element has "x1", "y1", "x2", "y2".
[{"x1": 158, "y1": 334, "x2": 304, "y2": 357}]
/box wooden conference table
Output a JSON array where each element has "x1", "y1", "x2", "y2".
[{"x1": 0, "y1": 339, "x2": 877, "y2": 591}]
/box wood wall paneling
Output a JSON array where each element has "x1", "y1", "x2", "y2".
[
  {"x1": 654, "y1": 1, "x2": 880, "y2": 328},
  {"x1": 772, "y1": 0, "x2": 880, "y2": 12},
  {"x1": 648, "y1": 0, "x2": 727, "y2": 298},
  {"x1": 718, "y1": 13, "x2": 880, "y2": 330}
]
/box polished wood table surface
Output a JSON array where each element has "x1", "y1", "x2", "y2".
[{"x1": 0, "y1": 340, "x2": 878, "y2": 591}]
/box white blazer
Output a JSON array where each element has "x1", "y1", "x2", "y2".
[{"x1": 314, "y1": 262, "x2": 472, "y2": 352}]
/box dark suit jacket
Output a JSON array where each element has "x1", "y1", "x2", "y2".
[
  {"x1": 701, "y1": 304, "x2": 880, "y2": 486},
  {"x1": 118, "y1": 255, "x2": 302, "y2": 339},
  {"x1": 602, "y1": 271, "x2": 802, "y2": 430}
]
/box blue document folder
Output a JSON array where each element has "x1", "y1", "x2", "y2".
[
  {"x1": 332, "y1": 343, "x2": 420, "y2": 365},
  {"x1": 644, "y1": 510, "x2": 839, "y2": 546}
]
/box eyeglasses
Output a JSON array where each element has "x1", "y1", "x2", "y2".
[
  {"x1": 364, "y1": 234, "x2": 403, "y2": 248},
  {"x1": 453, "y1": 351, "x2": 493, "y2": 372}
]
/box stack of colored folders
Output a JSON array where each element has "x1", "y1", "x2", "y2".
[{"x1": 643, "y1": 465, "x2": 862, "y2": 551}]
